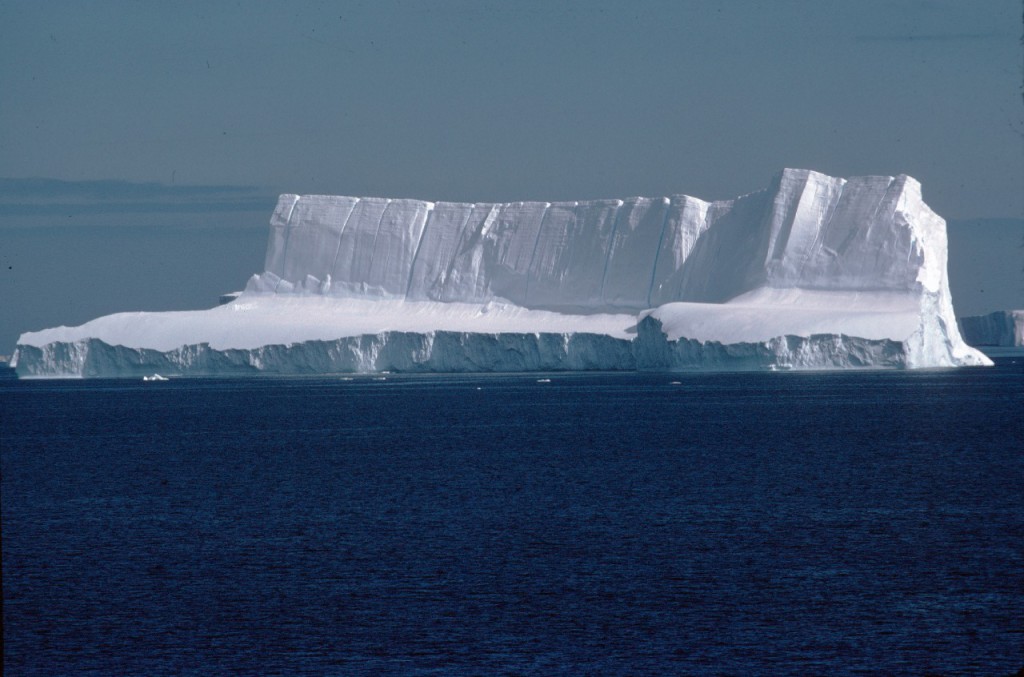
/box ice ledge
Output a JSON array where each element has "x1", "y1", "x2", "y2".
[
  {"x1": 13, "y1": 334, "x2": 638, "y2": 378},
  {"x1": 13, "y1": 319, "x2": 990, "y2": 378}
]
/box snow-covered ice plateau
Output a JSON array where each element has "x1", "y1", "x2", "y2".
[{"x1": 14, "y1": 168, "x2": 991, "y2": 377}]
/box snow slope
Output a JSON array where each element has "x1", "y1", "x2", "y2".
[{"x1": 14, "y1": 169, "x2": 990, "y2": 376}]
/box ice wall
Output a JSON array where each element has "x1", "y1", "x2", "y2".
[
  {"x1": 248, "y1": 169, "x2": 952, "y2": 313},
  {"x1": 958, "y1": 310, "x2": 1024, "y2": 347}
]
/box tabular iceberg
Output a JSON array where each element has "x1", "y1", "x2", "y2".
[
  {"x1": 13, "y1": 168, "x2": 991, "y2": 377},
  {"x1": 958, "y1": 310, "x2": 1024, "y2": 347}
]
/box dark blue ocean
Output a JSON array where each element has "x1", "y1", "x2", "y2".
[{"x1": 3, "y1": 358, "x2": 1023, "y2": 675}]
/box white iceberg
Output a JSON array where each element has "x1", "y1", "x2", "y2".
[{"x1": 13, "y1": 168, "x2": 990, "y2": 377}]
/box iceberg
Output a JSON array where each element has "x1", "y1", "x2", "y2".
[
  {"x1": 13, "y1": 168, "x2": 991, "y2": 377},
  {"x1": 958, "y1": 310, "x2": 1024, "y2": 347}
]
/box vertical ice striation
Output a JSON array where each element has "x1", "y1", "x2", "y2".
[
  {"x1": 648, "y1": 195, "x2": 709, "y2": 306},
  {"x1": 331, "y1": 197, "x2": 391, "y2": 294},
  {"x1": 264, "y1": 194, "x2": 300, "y2": 281},
  {"x1": 602, "y1": 197, "x2": 670, "y2": 308},
  {"x1": 281, "y1": 196, "x2": 358, "y2": 288},
  {"x1": 406, "y1": 201, "x2": 475, "y2": 300},
  {"x1": 760, "y1": 170, "x2": 921, "y2": 292},
  {"x1": 366, "y1": 199, "x2": 433, "y2": 297},
  {"x1": 438, "y1": 203, "x2": 500, "y2": 303},
  {"x1": 479, "y1": 201, "x2": 550, "y2": 304},
  {"x1": 669, "y1": 190, "x2": 771, "y2": 303},
  {"x1": 248, "y1": 170, "x2": 977, "y2": 323}
]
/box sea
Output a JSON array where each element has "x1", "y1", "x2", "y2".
[{"x1": 2, "y1": 356, "x2": 1022, "y2": 675}]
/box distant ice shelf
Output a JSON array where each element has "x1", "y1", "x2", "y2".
[
  {"x1": 958, "y1": 310, "x2": 1024, "y2": 347},
  {"x1": 13, "y1": 168, "x2": 991, "y2": 377}
]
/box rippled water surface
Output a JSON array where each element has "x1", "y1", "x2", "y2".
[{"x1": 3, "y1": 358, "x2": 1023, "y2": 675}]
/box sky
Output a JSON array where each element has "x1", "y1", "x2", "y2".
[{"x1": 0, "y1": 0, "x2": 1021, "y2": 353}]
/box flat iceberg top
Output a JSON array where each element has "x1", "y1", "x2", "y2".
[
  {"x1": 17, "y1": 296, "x2": 639, "y2": 352},
  {"x1": 644, "y1": 289, "x2": 921, "y2": 344},
  {"x1": 19, "y1": 288, "x2": 924, "y2": 353}
]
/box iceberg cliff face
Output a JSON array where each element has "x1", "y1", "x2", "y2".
[
  {"x1": 14, "y1": 169, "x2": 990, "y2": 377},
  {"x1": 958, "y1": 310, "x2": 1024, "y2": 347}
]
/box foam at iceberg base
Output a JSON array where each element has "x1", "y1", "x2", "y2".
[{"x1": 13, "y1": 169, "x2": 991, "y2": 376}]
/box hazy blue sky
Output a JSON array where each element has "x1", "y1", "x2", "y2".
[{"x1": 1, "y1": 0, "x2": 1021, "y2": 352}]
